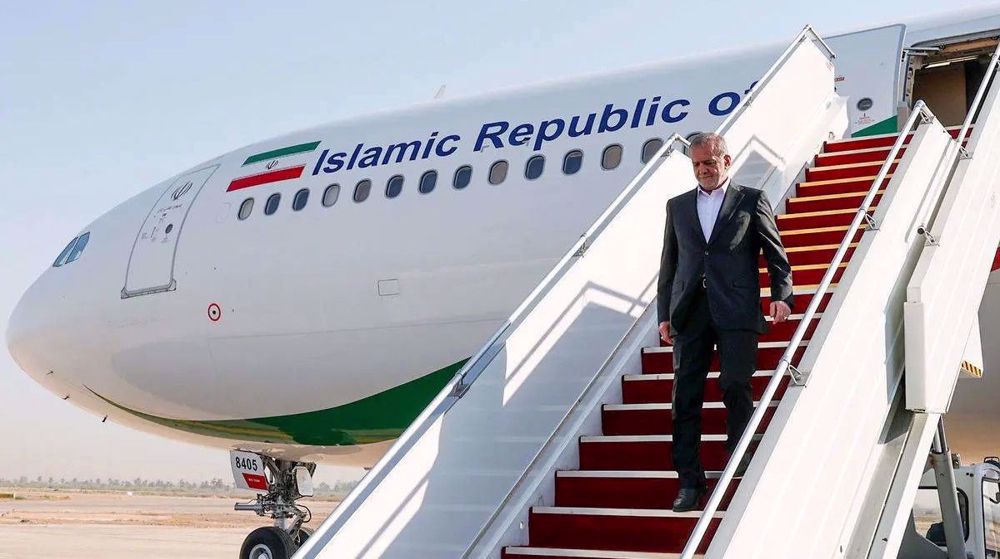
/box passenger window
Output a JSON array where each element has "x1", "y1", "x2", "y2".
[
  {"x1": 525, "y1": 155, "x2": 545, "y2": 180},
  {"x1": 238, "y1": 198, "x2": 254, "y2": 220},
  {"x1": 52, "y1": 237, "x2": 79, "y2": 267},
  {"x1": 641, "y1": 138, "x2": 664, "y2": 163},
  {"x1": 386, "y1": 175, "x2": 404, "y2": 199},
  {"x1": 322, "y1": 184, "x2": 340, "y2": 207},
  {"x1": 354, "y1": 179, "x2": 371, "y2": 203},
  {"x1": 453, "y1": 166, "x2": 472, "y2": 189},
  {"x1": 601, "y1": 144, "x2": 623, "y2": 170},
  {"x1": 419, "y1": 170, "x2": 438, "y2": 194},
  {"x1": 264, "y1": 193, "x2": 281, "y2": 215},
  {"x1": 489, "y1": 160, "x2": 509, "y2": 185},
  {"x1": 65, "y1": 232, "x2": 90, "y2": 264},
  {"x1": 563, "y1": 150, "x2": 583, "y2": 175},
  {"x1": 292, "y1": 188, "x2": 310, "y2": 211}
]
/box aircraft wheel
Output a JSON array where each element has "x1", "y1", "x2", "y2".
[{"x1": 240, "y1": 527, "x2": 295, "y2": 559}]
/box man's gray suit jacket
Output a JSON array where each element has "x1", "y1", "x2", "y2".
[{"x1": 657, "y1": 183, "x2": 794, "y2": 335}]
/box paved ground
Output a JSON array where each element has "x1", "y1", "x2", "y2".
[{"x1": 0, "y1": 490, "x2": 339, "y2": 558}]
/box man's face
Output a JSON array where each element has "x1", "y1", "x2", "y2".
[{"x1": 690, "y1": 143, "x2": 732, "y2": 190}]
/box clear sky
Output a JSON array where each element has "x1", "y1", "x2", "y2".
[{"x1": 1, "y1": 1, "x2": 996, "y2": 485}]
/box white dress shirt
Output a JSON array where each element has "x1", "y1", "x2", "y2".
[{"x1": 696, "y1": 178, "x2": 730, "y2": 242}]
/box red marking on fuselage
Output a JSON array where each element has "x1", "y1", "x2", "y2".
[{"x1": 227, "y1": 165, "x2": 305, "y2": 192}]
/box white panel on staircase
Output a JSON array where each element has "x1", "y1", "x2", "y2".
[{"x1": 905, "y1": 76, "x2": 1000, "y2": 413}]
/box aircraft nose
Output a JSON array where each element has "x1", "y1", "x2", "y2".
[
  {"x1": 5, "y1": 264, "x2": 88, "y2": 392},
  {"x1": 7, "y1": 279, "x2": 53, "y2": 383}
]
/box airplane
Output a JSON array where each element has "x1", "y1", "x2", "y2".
[{"x1": 7, "y1": 7, "x2": 1000, "y2": 559}]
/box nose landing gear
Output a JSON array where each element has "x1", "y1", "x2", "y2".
[{"x1": 232, "y1": 453, "x2": 316, "y2": 559}]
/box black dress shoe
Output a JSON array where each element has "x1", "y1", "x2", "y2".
[{"x1": 672, "y1": 486, "x2": 705, "y2": 512}]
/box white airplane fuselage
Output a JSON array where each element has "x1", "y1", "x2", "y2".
[{"x1": 7, "y1": 12, "x2": 1000, "y2": 467}]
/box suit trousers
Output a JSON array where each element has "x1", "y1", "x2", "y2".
[{"x1": 671, "y1": 289, "x2": 758, "y2": 489}]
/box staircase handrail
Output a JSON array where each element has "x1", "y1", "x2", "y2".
[
  {"x1": 716, "y1": 25, "x2": 835, "y2": 134},
  {"x1": 955, "y1": 44, "x2": 1000, "y2": 160},
  {"x1": 680, "y1": 41, "x2": 1000, "y2": 555}
]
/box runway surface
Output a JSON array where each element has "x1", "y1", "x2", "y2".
[{"x1": 0, "y1": 490, "x2": 340, "y2": 558}]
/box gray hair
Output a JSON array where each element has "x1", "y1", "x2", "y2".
[{"x1": 688, "y1": 132, "x2": 729, "y2": 157}]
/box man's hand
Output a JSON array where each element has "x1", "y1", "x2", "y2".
[
  {"x1": 659, "y1": 321, "x2": 673, "y2": 344},
  {"x1": 770, "y1": 301, "x2": 791, "y2": 324}
]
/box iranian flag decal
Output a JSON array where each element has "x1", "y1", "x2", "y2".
[{"x1": 227, "y1": 141, "x2": 321, "y2": 192}]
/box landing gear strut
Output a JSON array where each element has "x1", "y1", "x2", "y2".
[{"x1": 234, "y1": 455, "x2": 316, "y2": 559}]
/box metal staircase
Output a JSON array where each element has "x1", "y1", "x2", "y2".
[
  {"x1": 499, "y1": 122, "x2": 972, "y2": 559},
  {"x1": 295, "y1": 28, "x2": 1000, "y2": 559}
]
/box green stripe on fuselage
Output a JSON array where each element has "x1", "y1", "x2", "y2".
[
  {"x1": 243, "y1": 141, "x2": 321, "y2": 166},
  {"x1": 852, "y1": 115, "x2": 898, "y2": 137},
  {"x1": 89, "y1": 359, "x2": 467, "y2": 446}
]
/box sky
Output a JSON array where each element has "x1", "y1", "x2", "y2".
[{"x1": 1, "y1": 0, "x2": 997, "y2": 486}]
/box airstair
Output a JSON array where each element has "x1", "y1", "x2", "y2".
[{"x1": 297, "y1": 27, "x2": 1000, "y2": 559}]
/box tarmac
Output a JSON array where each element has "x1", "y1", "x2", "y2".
[{"x1": 0, "y1": 490, "x2": 339, "y2": 558}]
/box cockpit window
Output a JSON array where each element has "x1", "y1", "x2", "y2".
[
  {"x1": 52, "y1": 237, "x2": 79, "y2": 267},
  {"x1": 64, "y1": 232, "x2": 91, "y2": 265}
]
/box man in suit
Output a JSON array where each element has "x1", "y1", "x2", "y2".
[{"x1": 657, "y1": 132, "x2": 794, "y2": 512}]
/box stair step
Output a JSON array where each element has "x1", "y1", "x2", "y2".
[
  {"x1": 805, "y1": 159, "x2": 898, "y2": 182},
  {"x1": 503, "y1": 546, "x2": 700, "y2": 558},
  {"x1": 779, "y1": 225, "x2": 865, "y2": 248},
  {"x1": 622, "y1": 370, "x2": 788, "y2": 404},
  {"x1": 823, "y1": 133, "x2": 910, "y2": 153},
  {"x1": 554, "y1": 470, "x2": 737, "y2": 511},
  {"x1": 822, "y1": 126, "x2": 965, "y2": 153},
  {"x1": 641, "y1": 341, "x2": 807, "y2": 375},
  {"x1": 777, "y1": 207, "x2": 860, "y2": 230},
  {"x1": 815, "y1": 145, "x2": 905, "y2": 166},
  {"x1": 528, "y1": 506, "x2": 722, "y2": 554},
  {"x1": 795, "y1": 174, "x2": 891, "y2": 197},
  {"x1": 602, "y1": 401, "x2": 778, "y2": 436},
  {"x1": 786, "y1": 190, "x2": 885, "y2": 214},
  {"x1": 578, "y1": 434, "x2": 762, "y2": 471},
  {"x1": 759, "y1": 262, "x2": 847, "y2": 286},
  {"x1": 762, "y1": 243, "x2": 858, "y2": 266}
]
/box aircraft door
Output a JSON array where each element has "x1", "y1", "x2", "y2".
[{"x1": 122, "y1": 165, "x2": 219, "y2": 298}]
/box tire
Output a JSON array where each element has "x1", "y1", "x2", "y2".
[
  {"x1": 240, "y1": 527, "x2": 295, "y2": 559},
  {"x1": 292, "y1": 526, "x2": 314, "y2": 548}
]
